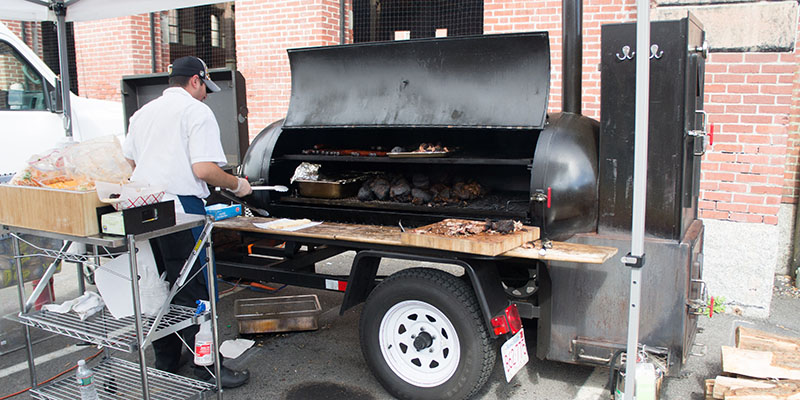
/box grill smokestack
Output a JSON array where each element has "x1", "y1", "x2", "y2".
[{"x1": 562, "y1": 0, "x2": 583, "y2": 114}]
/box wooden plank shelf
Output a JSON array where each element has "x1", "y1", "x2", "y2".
[{"x1": 215, "y1": 216, "x2": 618, "y2": 264}]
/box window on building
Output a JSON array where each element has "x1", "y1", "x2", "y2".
[
  {"x1": 353, "y1": 0, "x2": 484, "y2": 43},
  {"x1": 166, "y1": 2, "x2": 234, "y2": 69},
  {"x1": 0, "y1": 41, "x2": 47, "y2": 111},
  {"x1": 211, "y1": 14, "x2": 220, "y2": 48},
  {"x1": 168, "y1": 10, "x2": 179, "y2": 44}
]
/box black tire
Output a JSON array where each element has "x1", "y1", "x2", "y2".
[{"x1": 359, "y1": 268, "x2": 495, "y2": 400}]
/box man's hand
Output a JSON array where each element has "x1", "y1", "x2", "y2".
[
  {"x1": 232, "y1": 177, "x2": 252, "y2": 197},
  {"x1": 192, "y1": 162, "x2": 251, "y2": 196}
]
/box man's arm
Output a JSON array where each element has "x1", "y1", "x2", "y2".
[{"x1": 192, "y1": 162, "x2": 252, "y2": 196}]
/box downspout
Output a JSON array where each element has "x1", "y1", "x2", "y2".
[
  {"x1": 792, "y1": 201, "x2": 800, "y2": 286},
  {"x1": 562, "y1": 0, "x2": 583, "y2": 114},
  {"x1": 340, "y1": 0, "x2": 346, "y2": 44},
  {"x1": 150, "y1": 13, "x2": 157, "y2": 73}
]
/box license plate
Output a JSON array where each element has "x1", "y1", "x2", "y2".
[{"x1": 500, "y1": 328, "x2": 529, "y2": 382}]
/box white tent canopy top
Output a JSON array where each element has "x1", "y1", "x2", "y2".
[
  {"x1": 1, "y1": 0, "x2": 224, "y2": 22},
  {"x1": 1, "y1": 0, "x2": 226, "y2": 138}
]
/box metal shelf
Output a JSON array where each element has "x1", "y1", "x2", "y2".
[
  {"x1": 30, "y1": 356, "x2": 215, "y2": 400},
  {"x1": 14, "y1": 305, "x2": 208, "y2": 352},
  {"x1": 277, "y1": 154, "x2": 533, "y2": 166}
]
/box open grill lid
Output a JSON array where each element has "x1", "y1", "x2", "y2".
[{"x1": 284, "y1": 32, "x2": 551, "y2": 130}]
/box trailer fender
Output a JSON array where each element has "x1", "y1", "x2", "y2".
[{"x1": 340, "y1": 250, "x2": 509, "y2": 332}]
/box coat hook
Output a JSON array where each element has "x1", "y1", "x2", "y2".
[
  {"x1": 616, "y1": 45, "x2": 635, "y2": 61},
  {"x1": 649, "y1": 44, "x2": 664, "y2": 59}
]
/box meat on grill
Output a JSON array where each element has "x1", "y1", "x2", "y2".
[
  {"x1": 390, "y1": 178, "x2": 412, "y2": 202},
  {"x1": 357, "y1": 174, "x2": 484, "y2": 206}
]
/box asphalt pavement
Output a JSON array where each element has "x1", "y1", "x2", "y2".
[{"x1": 1, "y1": 255, "x2": 798, "y2": 400}]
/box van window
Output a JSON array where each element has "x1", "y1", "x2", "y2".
[{"x1": 0, "y1": 41, "x2": 46, "y2": 111}]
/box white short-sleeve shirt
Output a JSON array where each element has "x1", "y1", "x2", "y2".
[{"x1": 123, "y1": 87, "x2": 226, "y2": 200}]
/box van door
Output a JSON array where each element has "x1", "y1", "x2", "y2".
[{"x1": 0, "y1": 40, "x2": 64, "y2": 177}]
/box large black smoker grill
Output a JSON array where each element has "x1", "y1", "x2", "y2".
[{"x1": 221, "y1": 5, "x2": 708, "y2": 399}]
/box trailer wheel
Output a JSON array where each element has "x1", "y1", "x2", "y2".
[{"x1": 359, "y1": 268, "x2": 495, "y2": 400}]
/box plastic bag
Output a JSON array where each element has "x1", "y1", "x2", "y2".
[
  {"x1": 9, "y1": 146, "x2": 79, "y2": 188},
  {"x1": 63, "y1": 135, "x2": 132, "y2": 185},
  {"x1": 8, "y1": 136, "x2": 131, "y2": 191},
  {"x1": 94, "y1": 240, "x2": 169, "y2": 319}
]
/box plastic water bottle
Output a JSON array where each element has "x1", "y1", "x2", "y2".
[
  {"x1": 75, "y1": 360, "x2": 98, "y2": 400},
  {"x1": 635, "y1": 362, "x2": 657, "y2": 400},
  {"x1": 194, "y1": 300, "x2": 214, "y2": 366}
]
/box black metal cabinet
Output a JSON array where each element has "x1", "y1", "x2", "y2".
[
  {"x1": 121, "y1": 68, "x2": 249, "y2": 168},
  {"x1": 598, "y1": 15, "x2": 706, "y2": 240}
]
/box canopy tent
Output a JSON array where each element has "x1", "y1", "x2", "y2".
[
  {"x1": 1, "y1": 0, "x2": 225, "y2": 138},
  {"x1": 622, "y1": 0, "x2": 651, "y2": 398},
  {"x1": 3, "y1": 1, "x2": 656, "y2": 397}
]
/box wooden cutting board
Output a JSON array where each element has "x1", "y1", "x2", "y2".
[{"x1": 400, "y1": 219, "x2": 539, "y2": 256}]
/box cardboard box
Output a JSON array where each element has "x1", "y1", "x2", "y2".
[
  {"x1": 205, "y1": 203, "x2": 242, "y2": 221},
  {"x1": 0, "y1": 184, "x2": 105, "y2": 236}
]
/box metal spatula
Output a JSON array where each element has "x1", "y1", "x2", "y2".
[{"x1": 250, "y1": 185, "x2": 289, "y2": 192}]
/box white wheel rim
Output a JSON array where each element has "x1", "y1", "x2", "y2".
[{"x1": 378, "y1": 300, "x2": 461, "y2": 388}]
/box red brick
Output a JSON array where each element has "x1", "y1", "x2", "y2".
[
  {"x1": 710, "y1": 53, "x2": 743, "y2": 63},
  {"x1": 717, "y1": 202, "x2": 747, "y2": 212},
  {"x1": 744, "y1": 53, "x2": 780, "y2": 63},
  {"x1": 748, "y1": 205, "x2": 780, "y2": 215},
  {"x1": 750, "y1": 185, "x2": 783, "y2": 195},
  {"x1": 700, "y1": 210, "x2": 729, "y2": 220}
]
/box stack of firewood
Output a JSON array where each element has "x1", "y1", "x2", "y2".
[{"x1": 705, "y1": 326, "x2": 800, "y2": 399}]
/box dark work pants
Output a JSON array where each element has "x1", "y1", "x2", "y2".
[{"x1": 151, "y1": 196, "x2": 208, "y2": 372}]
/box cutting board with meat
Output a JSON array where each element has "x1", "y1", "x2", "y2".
[{"x1": 400, "y1": 219, "x2": 539, "y2": 256}]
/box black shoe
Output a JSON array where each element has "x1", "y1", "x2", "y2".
[
  {"x1": 193, "y1": 365, "x2": 250, "y2": 389},
  {"x1": 156, "y1": 350, "x2": 192, "y2": 373}
]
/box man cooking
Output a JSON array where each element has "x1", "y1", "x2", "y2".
[{"x1": 122, "y1": 56, "x2": 251, "y2": 388}]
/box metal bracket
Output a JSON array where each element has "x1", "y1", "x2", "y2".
[
  {"x1": 531, "y1": 191, "x2": 547, "y2": 202},
  {"x1": 689, "y1": 343, "x2": 708, "y2": 357},
  {"x1": 688, "y1": 110, "x2": 711, "y2": 156},
  {"x1": 690, "y1": 40, "x2": 710, "y2": 59},
  {"x1": 621, "y1": 252, "x2": 645, "y2": 268}
]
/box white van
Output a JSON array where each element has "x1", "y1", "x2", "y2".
[{"x1": 0, "y1": 22, "x2": 123, "y2": 180}]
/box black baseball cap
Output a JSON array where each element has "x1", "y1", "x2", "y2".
[{"x1": 168, "y1": 56, "x2": 220, "y2": 93}]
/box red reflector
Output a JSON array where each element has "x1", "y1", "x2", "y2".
[
  {"x1": 546, "y1": 187, "x2": 552, "y2": 209},
  {"x1": 491, "y1": 315, "x2": 509, "y2": 336},
  {"x1": 505, "y1": 304, "x2": 522, "y2": 334},
  {"x1": 709, "y1": 123, "x2": 714, "y2": 146},
  {"x1": 338, "y1": 281, "x2": 348, "y2": 291}
]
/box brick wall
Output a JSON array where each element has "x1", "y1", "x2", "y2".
[
  {"x1": 2, "y1": 20, "x2": 45, "y2": 60},
  {"x1": 484, "y1": 0, "x2": 636, "y2": 119},
  {"x1": 73, "y1": 15, "x2": 163, "y2": 102},
  {"x1": 484, "y1": 0, "x2": 799, "y2": 226},
  {"x1": 785, "y1": 18, "x2": 800, "y2": 205},
  {"x1": 9, "y1": 1, "x2": 797, "y2": 227},
  {"x1": 700, "y1": 52, "x2": 794, "y2": 225},
  {"x1": 0, "y1": 21, "x2": 28, "y2": 90},
  {"x1": 236, "y1": 0, "x2": 347, "y2": 137}
]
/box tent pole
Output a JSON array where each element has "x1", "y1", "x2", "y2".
[
  {"x1": 622, "y1": 0, "x2": 651, "y2": 397},
  {"x1": 52, "y1": 0, "x2": 73, "y2": 139}
]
